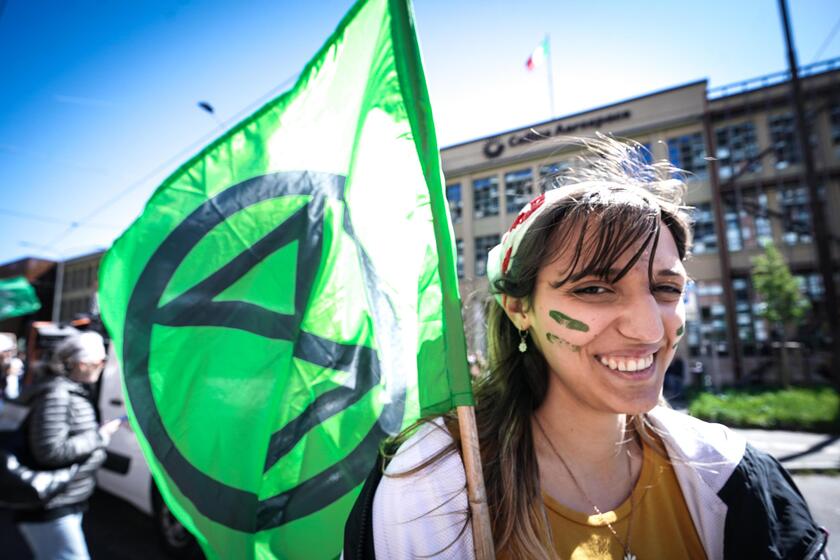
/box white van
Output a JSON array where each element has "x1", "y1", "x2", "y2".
[{"x1": 96, "y1": 346, "x2": 202, "y2": 559}]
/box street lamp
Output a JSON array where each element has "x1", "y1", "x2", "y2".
[{"x1": 197, "y1": 101, "x2": 225, "y2": 129}]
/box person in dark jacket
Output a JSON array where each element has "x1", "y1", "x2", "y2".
[{"x1": 14, "y1": 332, "x2": 121, "y2": 560}]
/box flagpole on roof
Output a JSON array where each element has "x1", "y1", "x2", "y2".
[{"x1": 544, "y1": 34, "x2": 555, "y2": 118}]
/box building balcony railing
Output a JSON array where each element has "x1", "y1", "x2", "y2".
[{"x1": 707, "y1": 56, "x2": 840, "y2": 100}]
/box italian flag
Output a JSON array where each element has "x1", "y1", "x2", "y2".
[{"x1": 526, "y1": 36, "x2": 549, "y2": 71}]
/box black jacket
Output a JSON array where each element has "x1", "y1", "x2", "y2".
[
  {"x1": 14, "y1": 374, "x2": 107, "y2": 521},
  {"x1": 719, "y1": 444, "x2": 827, "y2": 559}
]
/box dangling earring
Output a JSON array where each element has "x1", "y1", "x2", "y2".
[{"x1": 518, "y1": 329, "x2": 528, "y2": 353}]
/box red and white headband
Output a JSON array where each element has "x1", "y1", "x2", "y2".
[
  {"x1": 486, "y1": 187, "x2": 574, "y2": 306},
  {"x1": 487, "y1": 178, "x2": 679, "y2": 306}
]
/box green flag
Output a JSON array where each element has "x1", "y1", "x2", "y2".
[
  {"x1": 0, "y1": 276, "x2": 41, "y2": 320},
  {"x1": 98, "y1": 0, "x2": 471, "y2": 557}
]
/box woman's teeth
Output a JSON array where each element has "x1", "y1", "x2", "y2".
[{"x1": 599, "y1": 354, "x2": 654, "y2": 372}]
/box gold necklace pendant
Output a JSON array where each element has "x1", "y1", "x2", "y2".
[{"x1": 535, "y1": 418, "x2": 638, "y2": 560}]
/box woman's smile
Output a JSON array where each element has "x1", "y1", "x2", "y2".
[{"x1": 595, "y1": 351, "x2": 658, "y2": 380}]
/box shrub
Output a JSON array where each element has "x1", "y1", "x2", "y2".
[{"x1": 687, "y1": 386, "x2": 840, "y2": 433}]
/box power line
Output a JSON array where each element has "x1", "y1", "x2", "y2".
[
  {"x1": 18, "y1": 241, "x2": 107, "y2": 260},
  {"x1": 812, "y1": 15, "x2": 840, "y2": 63},
  {"x1": 43, "y1": 70, "x2": 301, "y2": 253},
  {"x1": 0, "y1": 208, "x2": 118, "y2": 229}
]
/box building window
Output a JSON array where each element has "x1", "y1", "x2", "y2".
[
  {"x1": 455, "y1": 239, "x2": 464, "y2": 279},
  {"x1": 792, "y1": 271, "x2": 835, "y2": 349},
  {"x1": 724, "y1": 202, "x2": 742, "y2": 252},
  {"x1": 472, "y1": 176, "x2": 499, "y2": 219},
  {"x1": 539, "y1": 161, "x2": 570, "y2": 191},
  {"x1": 715, "y1": 122, "x2": 761, "y2": 181},
  {"x1": 60, "y1": 296, "x2": 91, "y2": 322},
  {"x1": 830, "y1": 102, "x2": 840, "y2": 146},
  {"x1": 475, "y1": 234, "x2": 500, "y2": 277},
  {"x1": 691, "y1": 203, "x2": 717, "y2": 254},
  {"x1": 721, "y1": 189, "x2": 772, "y2": 252},
  {"x1": 505, "y1": 168, "x2": 533, "y2": 213},
  {"x1": 446, "y1": 183, "x2": 463, "y2": 223},
  {"x1": 779, "y1": 186, "x2": 813, "y2": 245},
  {"x1": 733, "y1": 277, "x2": 760, "y2": 355},
  {"x1": 630, "y1": 143, "x2": 653, "y2": 166},
  {"x1": 667, "y1": 133, "x2": 707, "y2": 178},
  {"x1": 693, "y1": 281, "x2": 728, "y2": 356},
  {"x1": 642, "y1": 143, "x2": 653, "y2": 164},
  {"x1": 794, "y1": 272, "x2": 823, "y2": 303},
  {"x1": 540, "y1": 161, "x2": 570, "y2": 177},
  {"x1": 740, "y1": 189, "x2": 773, "y2": 248},
  {"x1": 768, "y1": 113, "x2": 801, "y2": 170}
]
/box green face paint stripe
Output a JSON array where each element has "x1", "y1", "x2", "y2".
[
  {"x1": 545, "y1": 332, "x2": 580, "y2": 352},
  {"x1": 676, "y1": 324, "x2": 684, "y2": 337},
  {"x1": 549, "y1": 310, "x2": 590, "y2": 332},
  {"x1": 672, "y1": 342, "x2": 679, "y2": 350}
]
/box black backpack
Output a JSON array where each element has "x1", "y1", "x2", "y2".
[{"x1": 343, "y1": 450, "x2": 390, "y2": 560}]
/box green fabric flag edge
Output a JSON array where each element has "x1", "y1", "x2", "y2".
[{"x1": 388, "y1": 0, "x2": 473, "y2": 416}]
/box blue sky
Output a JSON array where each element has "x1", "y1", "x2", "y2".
[{"x1": 1, "y1": 0, "x2": 838, "y2": 264}]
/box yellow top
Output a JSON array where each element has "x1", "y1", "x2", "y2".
[{"x1": 543, "y1": 439, "x2": 707, "y2": 559}]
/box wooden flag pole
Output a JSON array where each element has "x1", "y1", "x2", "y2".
[{"x1": 457, "y1": 405, "x2": 496, "y2": 560}]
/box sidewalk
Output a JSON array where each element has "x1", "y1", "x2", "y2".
[
  {"x1": 672, "y1": 403, "x2": 840, "y2": 471},
  {"x1": 732, "y1": 428, "x2": 840, "y2": 471}
]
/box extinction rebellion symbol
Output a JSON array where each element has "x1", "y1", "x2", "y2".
[{"x1": 121, "y1": 171, "x2": 406, "y2": 532}]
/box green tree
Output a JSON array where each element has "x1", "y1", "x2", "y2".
[{"x1": 752, "y1": 242, "x2": 811, "y2": 386}]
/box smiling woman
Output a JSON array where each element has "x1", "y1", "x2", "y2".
[
  {"x1": 343, "y1": 137, "x2": 829, "y2": 560},
  {"x1": 501, "y1": 182, "x2": 689, "y2": 421}
]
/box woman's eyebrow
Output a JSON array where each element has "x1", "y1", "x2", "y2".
[
  {"x1": 566, "y1": 267, "x2": 686, "y2": 283},
  {"x1": 655, "y1": 268, "x2": 686, "y2": 279},
  {"x1": 567, "y1": 268, "x2": 618, "y2": 282}
]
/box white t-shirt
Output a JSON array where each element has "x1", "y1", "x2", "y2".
[{"x1": 372, "y1": 419, "x2": 475, "y2": 559}]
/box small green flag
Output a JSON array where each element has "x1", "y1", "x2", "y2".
[
  {"x1": 0, "y1": 276, "x2": 41, "y2": 320},
  {"x1": 98, "y1": 0, "x2": 471, "y2": 558}
]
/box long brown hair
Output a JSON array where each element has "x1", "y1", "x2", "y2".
[{"x1": 388, "y1": 137, "x2": 693, "y2": 559}]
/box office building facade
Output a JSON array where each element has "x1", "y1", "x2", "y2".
[
  {"x1": 442, "y1": 58, "x2": 840, "y2": 384},
  {"x1": 57, "y1": 250, "x2": 104, "y2": 323}
]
